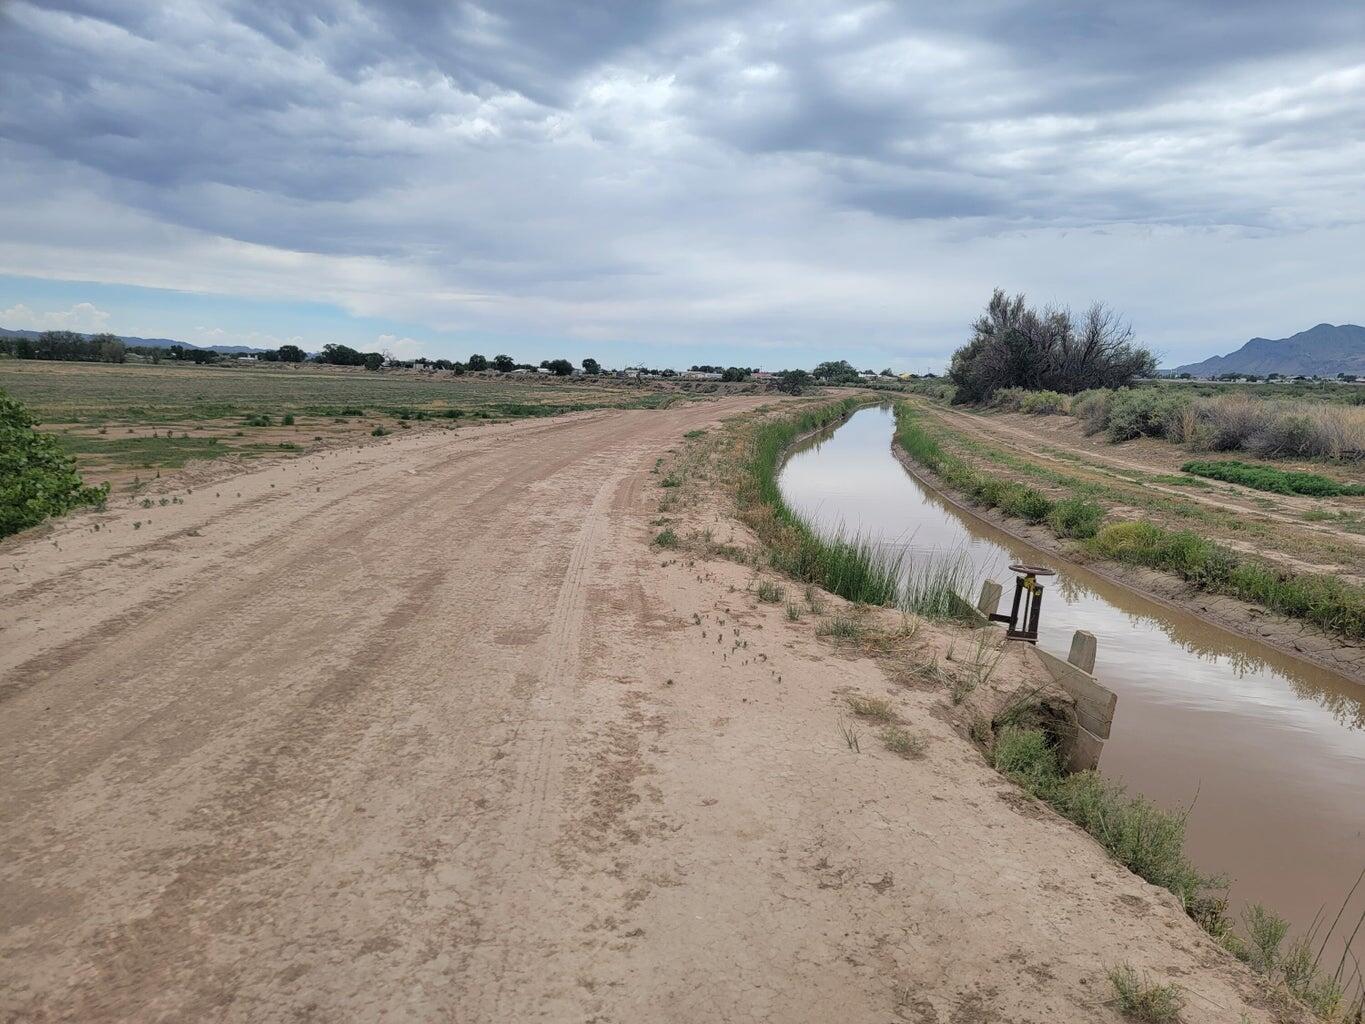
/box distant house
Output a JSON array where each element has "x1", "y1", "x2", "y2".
[
  {"x1": 681, "y1": 371, "x2": 722, "y2": 380},
  {"x1": 236, "y1": 354, "x2": 258, "y2": 362}
]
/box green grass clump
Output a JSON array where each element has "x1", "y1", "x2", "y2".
[
  {"x1": 900, "y1": 553, "x2": 977, "y2": 620},
  {"x1": 755, "y1": 579, "x2": 784, "y2": 603},
  {"x1": 1, "y1": 389, "x2": 108, "y2": 537},
  {"x1": 370, "y1": 425, "x2": 389, "y2": 437},
  {"x1": 654, "y1": 528, "x2": 679, "y2": 548},
  {"x1": 816, "y1": 615, "x2": 863, "y2": 640},
  {"x1": 1181, "y1": 459, "x2": 1365, "y2": 497},
  {"x1": 282, "y1": 412, "x2": 295, "y2": 426},
  {"x1": 243, "y1": 413, "x2": 273, "y2": 427},
  {"x1": 1047, "y1": 496, "x2": 1104, "y2": 538},
  {"x1": 1107, "y1": 965, "x2": 1184, "y2": 1022}
]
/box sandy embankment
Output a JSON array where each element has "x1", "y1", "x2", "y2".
[{"x1": 1, "y1": 398, "x2": 1284, "y2": 1022}]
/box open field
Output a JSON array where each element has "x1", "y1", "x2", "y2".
[
  {"x1": 0, "y1": 359, "x2": 698, "y2": 491},
  {"x1": 0, "y1": 399, "x2": 1288, "y2": 1022}
]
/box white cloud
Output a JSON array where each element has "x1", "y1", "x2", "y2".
[
  {"x1": 0, "y1": 301, "x2": 113, "y2": 333},
  {"x1": 0, "y1": 0, "x2": 1361, "y2": 367}
]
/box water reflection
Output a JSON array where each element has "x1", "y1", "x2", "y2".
[{"x1": 779, "y1": 406, "x2": 1365, "y2": 938}]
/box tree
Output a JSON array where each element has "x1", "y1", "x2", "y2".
[
  {"x1": 881, "y1": 367, "x2": 895, "y2": 377},
  {"x1": 467, "y1": 353, "x2": 489, "y2": 371},
  {"x1": 492, "y1": 354, "x2": 515, "y2": 372},
  {"x1": 721, "y1": 366, "x2": 750, "y2": 382},
  {"x1": 812, "y1": 360, "x2": 859, "y2": 384},
  {"x1": 775, "y1": 369, "x2": 812, "y2": 394},
  {"x1": 321, "y1": 343, "x2": 367, "y2": 366},
  {"x1": 277, "y1": 344, "x2": 306, "y2": 363},
  {"x1": 89, "y1": 333, "x2": 126, "y2": 363},
  {"x1": 364, "y1": 352, "x2": 384, "y2": 371},
  {"x1": 948, "y1": 289, "x2": 1156, "y2": 403},
  {"x1": 582, "y1": 357, "x2": 600, "y2": 375},
  {"x1": 544, "y1": 358, "x2": 574, "y2": 376}
]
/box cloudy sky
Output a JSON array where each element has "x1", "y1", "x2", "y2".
[{"x1": 2, "y1": 1, "x2": 1362, "y2": 370}]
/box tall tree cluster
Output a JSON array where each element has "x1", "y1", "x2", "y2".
[{"x1": 949, "y1": 289, "x2": 1157, "y2": 403}]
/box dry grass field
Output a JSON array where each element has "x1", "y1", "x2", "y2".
[{"x1": 0, "y1": 359, "x2": 690, "y2": 491}]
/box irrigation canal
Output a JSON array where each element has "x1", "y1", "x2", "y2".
[{"x1": 779, "y1": 405, "x2": 1365, "y2": 952}]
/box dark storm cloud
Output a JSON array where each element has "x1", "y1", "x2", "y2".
[{"x1": 0, "y1": 0, "x2": 1362, "y2": 362}]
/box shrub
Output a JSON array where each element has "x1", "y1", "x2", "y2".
[
  {"x1": 1019, "y1": 390, "x2": 1070, "y2": 414},
  {"x1": 880, "y1": 725, "x2": 928, "y2": 758},
  {"x1": 1107, "y1": 965, "x2": 1184, "y2": 1022},
  {"x1": 1047, "y1": 496, "x2": 1104, "y2": 538},
  {"x1": 1070, "y1": 388, "x2": 1113, "y2": 434},
  {"x1": 1, "y1": 389, "x2": 108, "y2": 538},
  {"x1": 370, "y1": 426, "x2": 389, "y2": 437},
  {"x1": 654, "y1": 528, "x2": 679, "y2": 548},
  {"x1": 244, "y1": 413, "x2": 273, "y2": 427},
  {"x1": 1180, "y1": 459, "x2": 1365, "y2": 497},
  {"x1": 282, "y1": 413, "x2": 295, "y2": 426},
  {"x1": 1104, "y1": 389, "x2": 1193, "y2": 442}
]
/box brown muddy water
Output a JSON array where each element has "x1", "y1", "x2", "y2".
[{"x1": 780, "y1": 406, "x2": 1365, "y2": 956}]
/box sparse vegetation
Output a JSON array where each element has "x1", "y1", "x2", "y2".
[
  {"x1": 845, "y1": 694, "x2": 896, "y2": 721},
  {"x1": 879, "y1": 725, "x2": 928, "y2": 758},
  {"x1": 654, "y1": 527, "x2": 680, "y2": 548},
  {"x1": 817, "y1": 614, "x2": 863, "y2": 640},
  {"x1": 1107, "y1": 964, "x2": 1184, "y2": 1022},
  {"x1": 755, "y1": 579, "x2": 784, "y2": 603}
]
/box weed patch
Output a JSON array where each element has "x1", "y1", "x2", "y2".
[{"x1": 1181, "y1": 459, "x2": 1365, "y2": 497}]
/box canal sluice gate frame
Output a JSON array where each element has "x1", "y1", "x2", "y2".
[{"x1": 970, "y1": 579, "x2": 1117, "y2": 771}]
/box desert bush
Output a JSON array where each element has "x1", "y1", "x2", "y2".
[
  {"x1": 1104, "y1": 389, "x2": 1193, "y2": 442},
  {"x1": 1019, "y1": 390, "x2": 1070, "y2": 414},
  {"x1": 1, "y1": 389, "x2": 108, "y2": 538},
  {"x1": 949, "y1": 289, "x2": 1156, "y2": 402},
  {"x1": 654, "y1": 528, "x2": 679, "y2": 548},
  {"x1": 1071, "y1": 388, "x2": 1113, "y2": 434}
]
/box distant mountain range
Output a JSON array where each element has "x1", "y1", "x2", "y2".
[
  {"x1": 0, "y1": 326, "x2": 271, "y2": 355},
  {"x1": 1172, "y1": 323, "x2": 1365, "y2": 378}
]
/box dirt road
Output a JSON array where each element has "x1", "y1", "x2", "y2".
[{"x1": 2, "y1": 401, "x2": 1276, "y2": 1023}]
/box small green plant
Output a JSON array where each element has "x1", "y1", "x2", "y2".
[
  {"x1": 654, "y1": 528, "x2": 680, "y2": 548},
  {"x1": 1106, "y1": 964, "x2": 1184, "y2": 1022},
  {"x1": 880, "y1": 725, "x2": 928, "y2": 758},
  {"x1": 785, "y1": 602, "x2": 802, "y2": 621},
  {"x1": 282, "y1": 413, "x2": 295, "y2": 426},
  {"x1": 660, "y1": 474, "x2": 681, "y2": 487},
  {"x1": 243, "y1": 413, "x2": 273, "y2": 427},
  {"x1": 371, "y1": 426, "x2": 389, "y2": 437},
  {"x1": 845, "y1": 694, "x2": 896, "y2": 721},
  {"x1": 756, "y1": 579, "x2": 784, "y2": 603}
]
